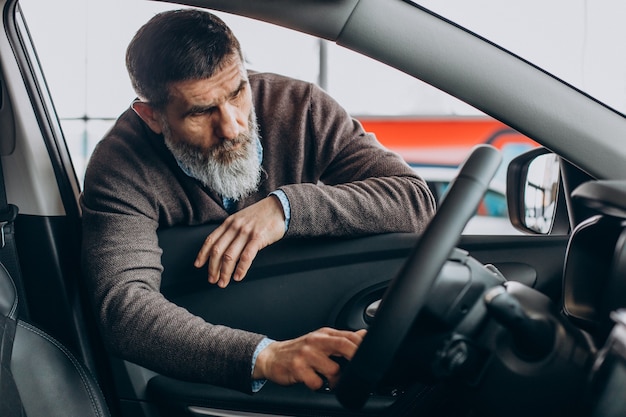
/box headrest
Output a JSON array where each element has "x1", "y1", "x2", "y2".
[{"x1": 0, "y1": 262, "x2": 17, "y2": 319}]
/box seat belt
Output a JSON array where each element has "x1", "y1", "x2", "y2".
[{"x1": 0, "y1": 159, "x2": 28, "y2": 319}]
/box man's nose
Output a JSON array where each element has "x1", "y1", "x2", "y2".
[{"x1": 214, "y1": 105, "x2": 241, "y2": 140}]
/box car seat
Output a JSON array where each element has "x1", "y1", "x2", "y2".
[{"x1": 0, "y1": 262, "x2": 111, "y2": 417}]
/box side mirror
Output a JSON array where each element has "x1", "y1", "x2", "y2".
[{"x1": 507, "y1": 147, "x2": 567, "y2": 234}]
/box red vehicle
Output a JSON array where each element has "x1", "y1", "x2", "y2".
[
  {"x1": 358, "y1": 116, "x2": 538, "y2": 167},
  {"x1": 358, "y1": 116, "x2": 537, "y2": 234}
]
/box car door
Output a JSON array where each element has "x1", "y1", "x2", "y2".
[
  {"x1": 4, "y1": 1, "x2": 571, "y2": 416},
  {"x1": 133, "y1": 228, "x2": 567, "y2": 417}
]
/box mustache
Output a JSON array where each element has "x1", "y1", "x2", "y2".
[
  {"x1": 213, "y1": 135, "x2": 249, "y2": 151},
  {"x1": 208, "y1": 133, "x2": 253, "y2": 163}
]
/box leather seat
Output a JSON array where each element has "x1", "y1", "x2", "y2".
[{"x1": 0, "y1": 263, "x2": 111, "y2": 417}]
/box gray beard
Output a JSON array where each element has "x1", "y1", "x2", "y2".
[{"x1": 162, "y1": 112, "x2": 262, "y2": 201}]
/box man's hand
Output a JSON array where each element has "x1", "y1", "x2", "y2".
[
  {"x1": 194, "y1": 196, "x2": 286, "y2": 287},
  {"x1": 252, "y1": 327, "x2": 367, "y2": 390}
]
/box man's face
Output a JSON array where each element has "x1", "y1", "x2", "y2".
[
  {"x1": 156, "y1": 57, "x2": 262, "y2": 201},
  {"x1": 159, "y1": 56, "x2": 254, "y2": 161}
]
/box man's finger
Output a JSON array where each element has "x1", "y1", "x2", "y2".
[
  {"x1": 207, "y1": 229, "x2": 238, "y2": 284},
  {"x1": 312, "y1": 328, "x2": 365, "y2": 359},
  {"x1": 216, "y1": 234, "x2": 251, "y2": 287},
  {"x1": 232, "y1": 237, "x2": 264, "y2": 282},
  {"x1": 300, "y1": 369, "x2": 327, "y2": 391},
  {"x1": 194, "y1": 225, "x2": 227, "y2": 268}
]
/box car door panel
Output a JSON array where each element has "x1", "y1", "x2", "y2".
[
  {"x1": 159, "y1": 227, "x2": 568, "y2": 338},
  {"x1": 107, "y1": 224, "x2": 571, "y2": 417},
  {"x1": 159, "y1": 225, "x2": 414, "y2": 339}
]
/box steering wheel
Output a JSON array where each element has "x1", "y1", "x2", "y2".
[{"x1": 335, "y1": 144, "x2": 502, "y2": 409}]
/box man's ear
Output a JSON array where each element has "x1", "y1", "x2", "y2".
[{"x1": 131, "y1": 100, "x2": 164, "y2": 134}]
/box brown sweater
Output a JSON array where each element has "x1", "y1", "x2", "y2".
[{"x1": 80, "y1": 71, "x2": 436, "y2": 392}]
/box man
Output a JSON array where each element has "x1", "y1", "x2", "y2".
[{"x1": 80, "y1": 9, "x2": 436, "y2": 394}]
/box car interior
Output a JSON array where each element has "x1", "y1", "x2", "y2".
[{"x1": 2, "y1": 0, "x2": 626, "y2": 416}]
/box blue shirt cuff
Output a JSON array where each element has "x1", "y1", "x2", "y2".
[
  {"x1": 269, "y1": 190, "x2": 291, "y2": 232},
  {"x1": 251, "y1": 337, "x2": 275, "y2": 392}
]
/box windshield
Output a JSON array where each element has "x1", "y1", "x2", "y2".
[{"x1": 415, "y1": 0, "x2": 626, "y2": 116}]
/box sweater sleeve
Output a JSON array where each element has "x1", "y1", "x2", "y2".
[
  {"x1": 279, "y1": 84, "x2": 436, "y2": 238},
  {"x1": 80, "y1": 128, "x2": 265, "y2": 393}
]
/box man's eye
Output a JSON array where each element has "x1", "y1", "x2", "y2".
[
  {"x1": 192, "y1": 108, "x2": 213, "y2": 116},
  {"x1": 231, "y1": 87, "x2": 245, "y2": 101}
]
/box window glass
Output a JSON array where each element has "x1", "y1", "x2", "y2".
[
  {"x1": 415, "y1": 0, "x2": 626, "y2": 116},
  {"x1": 19, "y1": 0, "x2": 541, "y2": 234}
]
